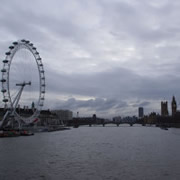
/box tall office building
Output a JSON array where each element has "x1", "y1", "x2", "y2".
[{"x1": 138, "y1": 107, "x2": 144, "y2": 118}]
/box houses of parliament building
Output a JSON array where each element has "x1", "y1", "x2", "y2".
[
  {"x1": 160, "y1": 96, "x2": 180, "y2": 125},
  {"x1": 161, "y1": 96, "x2": 177, "y2": 116}
]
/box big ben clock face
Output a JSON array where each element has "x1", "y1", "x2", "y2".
[{"x1": 173, "y1": 104, "x2": 176, "y2": 108}]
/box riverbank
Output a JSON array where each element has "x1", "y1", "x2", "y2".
[{"x1": 0, "y1": 129, "x2": 34, "y2": 137}]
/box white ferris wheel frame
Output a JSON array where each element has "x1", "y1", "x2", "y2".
[{"x1": 1, "y1": 39, "x2": 45, "y2": 124}]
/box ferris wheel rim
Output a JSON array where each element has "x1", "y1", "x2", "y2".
[{"x1": 1, "y1": 39, "x2": 45, "y2": 123}]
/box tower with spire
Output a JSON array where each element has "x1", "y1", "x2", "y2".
[
  {"x1": 171, "y1": 96, "x2": 177, "y2": 116},
  {"x1": 161, "y1": 101, "x2": 168, "y2": 116}
]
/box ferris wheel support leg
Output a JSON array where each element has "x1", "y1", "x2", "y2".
[
  {"x1": 11, "y1": 86, "x2": 24, "y2": 116},
  {"x1": 0, "y1": 110, "x2": 10, "y2": 129},
  {"x1": 0, "y1": 84, "x2": 28, "y2": 129},
  {"x1": 18, "y1": 120, "x2": 21, "y2": 130},
  {"x1": 11, "y1": 82, "x2": 30, "y2": 129},
  {"x1": 11, "y1": 86, "x2": 24, "y2": 130}
]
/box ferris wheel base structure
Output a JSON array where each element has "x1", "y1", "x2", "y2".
[{"x1": 0, "y1": 39, "x2": 45, "y2": 129}]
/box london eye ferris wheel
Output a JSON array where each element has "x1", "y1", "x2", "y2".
[{"x1": 0, "y1": 39, "x2": 45, "y2": 128}]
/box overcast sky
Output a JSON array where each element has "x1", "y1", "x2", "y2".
[{"x1": 1, "y1": 0, "x2": 180, "y2": 118}]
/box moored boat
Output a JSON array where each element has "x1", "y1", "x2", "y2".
[
  {"x1": 160, "y1": 126, "x2": 168, "y2": 130},
  {"x1": 20, "y1": 130, "x2": 34, "y2": 136},
  {"x1": 0, "y1": 130, "x2": 20, "y2": 137}
]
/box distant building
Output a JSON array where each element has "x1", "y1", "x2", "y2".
[
  {"x1": 144, "y1": 112, "x2": 157, "y2": 124},
  {"x1": 113, "y1": 116, "x2": 121, "y2": 122},
  {"x1": 122, "y1": 116, "x2": 137, "y2": 123},
  {"x1": 52, "y1": 110, "x2": 73, "y2": 123},
  {"x1": 39, "y1": 109, "x2": 53, "y2": 126},
  {"x1": 171, "y1": 96, "x2": 177, "y2": 116},
  {"x1": 138, "y1": 107, "x2": 144, "y2": 118},
  {"x1": 161, "y1": 101, "x2": 168, "y2": 116}
]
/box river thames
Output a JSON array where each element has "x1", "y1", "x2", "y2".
[{"x1": 0, "y1": 125, "x2": 180, "y2": 180}]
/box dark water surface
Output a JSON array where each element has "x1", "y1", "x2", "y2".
[{"x1": 0, "y1": 125, "x2": 180, "y2": 180}]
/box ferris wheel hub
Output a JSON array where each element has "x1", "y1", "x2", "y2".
[{"x1": 16, "y1": 81, "x2": 31, "y2": 87}]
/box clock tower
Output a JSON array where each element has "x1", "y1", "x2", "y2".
[{"x1": 171, "y1": 96, "x2": 177, "y2": 116}]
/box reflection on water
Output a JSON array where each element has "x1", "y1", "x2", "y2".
[{"x1": 0, "y1": 126, "x2": 180, "y2": 180}]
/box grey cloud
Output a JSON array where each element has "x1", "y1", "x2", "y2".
[
  {"x1": 1, "y1": 0, "x2": 180, "y2": 117},
  {"x1": 100, "y1": 0, "x2": 180, "y2": 44},
  {"x1": 48, "y1": 97, "x2": 128, "y2": 117},
  {"x1": 46, "y1": 65, "x2": 180, "y2": 101},
  {"x1": 132, "y1": 101, "x2": 150, "y2": 108}
]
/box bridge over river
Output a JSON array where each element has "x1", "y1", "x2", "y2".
[{"x1": 67, "y1": 117, "x2": 144, "y2": 128}]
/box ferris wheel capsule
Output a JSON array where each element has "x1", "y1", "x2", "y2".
[{"x1": 3, "y1": 60, "x2": 8, "y2": 63}]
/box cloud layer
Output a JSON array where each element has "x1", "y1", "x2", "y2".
[{"x1": 1, "y1": 0, "x2": 180, "y2": 117}]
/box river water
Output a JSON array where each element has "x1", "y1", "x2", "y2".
[{"x1": 0, "y1": 125, "x2": 180, "y2": 180}]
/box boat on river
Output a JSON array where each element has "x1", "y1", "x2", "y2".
[
  {"x1": 0, "y1": 129, "x2": 34, "y2": 137},
  {"x1": 160, "y1": 127, "x2": 168, "y2": 130},
  {"x1": 0, "y1": 130, "x2": 20, "y2": 137},
  {"x1": 20, "y1": 130, "x2": 34, "y2": 136}
]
